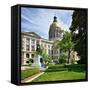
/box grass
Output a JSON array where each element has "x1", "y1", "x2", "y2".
[
  {"x1": 21, "y1": 68, "x2": 40, "y2": 80},
  {"x1": 32, "y1": 64, "x2": 86, "y2": 82},
  {"x1": 46, "y1": 64, "x2": 68, "y2": 72}
]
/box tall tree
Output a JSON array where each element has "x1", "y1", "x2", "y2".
[
  {"x1": 54, "y1": 31, "x2": 74, "y2": 63},
  {"x1": 70, "y1": 9, "x2": 87, "y2": 64}
]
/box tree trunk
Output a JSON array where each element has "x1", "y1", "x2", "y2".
[{"x1": 68, "y1": 49, "x2": 71, "y2": 64}]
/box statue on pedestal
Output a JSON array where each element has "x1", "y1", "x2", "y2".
[{"x1": 31, "y1": 44, "x2": 45, "y2": 68}]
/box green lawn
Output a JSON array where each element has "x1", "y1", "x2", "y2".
[
  {"x1": 21, "y1": 68, "x2": 40, "y2": 80},
  {"x1": 32, "y1": 64, "x2": 86, "y2": 82}
]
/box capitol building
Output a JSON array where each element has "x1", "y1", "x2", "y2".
[
  {"x1": 21, "y1": 16, "x2": 79, "y2": 65},
  {"x1": 21, "y1": 16, "x2": 63, "y2": 65}
]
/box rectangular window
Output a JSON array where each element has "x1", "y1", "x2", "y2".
[
  {"x1": 22, "y1": 39, "x2": 24, "y2": 50},
  {"x1": 56, "y1": 32, "x2": 58, "y2": 37},
  {"x1": 36, "y1": 40, "x2": 39, "y2": 44},
  {"x1": 26, "y1": 38, "x2": 30, "y2": 45},
  {"x1": 31, "y1": 54, "x2": 34, "y2": 58},
  {"x1": 57, "y1": 50, "x2": 58, "y2": 54},
  {"x1": 31, "y1": 39, "x2": 35, "y2": 44},
  {"x1": 48, "y1": 45, "x2": 50, "y2": 48},
  {"x1": 52, "y1": 50, "x2": 53, "y2": 55},
  {"x1": 48, "y1": 49, "x2": 51, "y2": 56},
  {"x1": 31, "y1": 45, "x2": 35, "y2": 51},
  {"x1": 26, "y1": 45, "x2": 30, "y2": 51},
  {"x1": 26, "y1": 38, "x2": 30, "y2": 51}
]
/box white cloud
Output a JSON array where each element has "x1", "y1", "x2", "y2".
[{"x1": 21, "y1": 7, "x2": 73, "y2": 39}]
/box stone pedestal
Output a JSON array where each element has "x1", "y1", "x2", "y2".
[{"x1": 31, "y1": 55, "x2": 42, "y2": 68}]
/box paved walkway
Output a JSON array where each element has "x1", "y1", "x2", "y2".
[{"x1": 21, "y1": 72, "x2": 44, "y2": 83}]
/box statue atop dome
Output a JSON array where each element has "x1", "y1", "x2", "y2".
[{"x1": 53, "y1": 16, "x2": 57, "y2": 22}]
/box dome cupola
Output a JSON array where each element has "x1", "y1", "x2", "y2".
[
  {"x1": 53, "y1": 16, "x2": 57, "y2": 22},
  {"x1": 50, "y1": 16, "x2": 60, "y2": 28}
]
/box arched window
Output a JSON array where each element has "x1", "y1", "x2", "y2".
[{"x1": 26, "y1": 53, "x2": 29, "y2": 58}]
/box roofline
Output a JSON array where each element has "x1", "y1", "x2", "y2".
[
  {"x1": 21, "y1": 32, "x2": 53, "y2": 44},
  {"x1": 21, "y1": 32, "x2": 41, "y2": 39}
]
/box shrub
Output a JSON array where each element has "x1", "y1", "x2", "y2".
[
  {"x1": 29, "y1": 58, "x2": 34, "y2": 63},
  {"x1": 64, "y1": 64, "x2": 85, "y2": 72},
  {"x1": 21, "y1": 68, "x2": 40, "y2": 80}
]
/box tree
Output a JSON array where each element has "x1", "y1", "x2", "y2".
[
  {"x1": 54, "y1": 31, "x2": 74, "y2": 64},
  {"x1": 70, "y1": 10, "x2": 87, "y2": 64},
  {"x1": 59, "y1": 52, "x2": 67, "y2": 64},
  {"x1": 36, "y1": 44, "x2": 52, "y2": 66}
]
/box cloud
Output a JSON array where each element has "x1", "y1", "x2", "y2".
[{"x1": 21, "y1": 7, "x2": 73, "y2": 39}]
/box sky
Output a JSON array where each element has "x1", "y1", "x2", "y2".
[{"x1": 21, "y1": 7, "x2": 73, "y2": 39}]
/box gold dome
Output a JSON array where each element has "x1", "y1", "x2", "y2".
[
  {"x1": 50, "y1": 22, "x2": 60, "y2": 28},
  {"x1": 50, "y1": 16, "x2": 61, "y2": 28},
  {"x1": 49, "y1": 16, "x2": 62, "y2": 41}
]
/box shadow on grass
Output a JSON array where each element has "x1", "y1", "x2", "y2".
[
  {"x1": 45, "y1": 68, "x2": 68, "y2": 72},
  {"x1": 45, "y1": 64, "x2": 85, "y2": 73}
]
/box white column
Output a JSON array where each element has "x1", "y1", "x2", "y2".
[
  {"x1": 29, "y1": 38, "x2": 31, "y2": 52},
  {"x1": 35, "y1": 39, "x2": 36, "y2": 51},
  {"x1": 39, "y1": 39, "x2": 41, "y2": 45},
  {"x1": 21, "y1": 52, "x2": 24, "y2": 65},
  {"x1": 23, "y1": 53, "x2": 26, "y2": 64},
  {"x1": 30, "y1": 38, "x2": 32, "y2": 52},
  {"x1": 24, "y1": 37, "x2": 26, "y2": 51}
]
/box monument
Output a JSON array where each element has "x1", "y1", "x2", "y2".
[{"x1": 31, "y1": 44, "x2": 45, "y2": 68}]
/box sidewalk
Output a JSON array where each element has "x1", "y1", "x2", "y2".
[{"x1": 21, "y1": 72, "x2": 44, "y2": 83}]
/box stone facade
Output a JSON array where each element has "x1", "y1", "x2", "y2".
[{"x1": 21, "y1": 32, "x2": 53, "y2": 65}]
